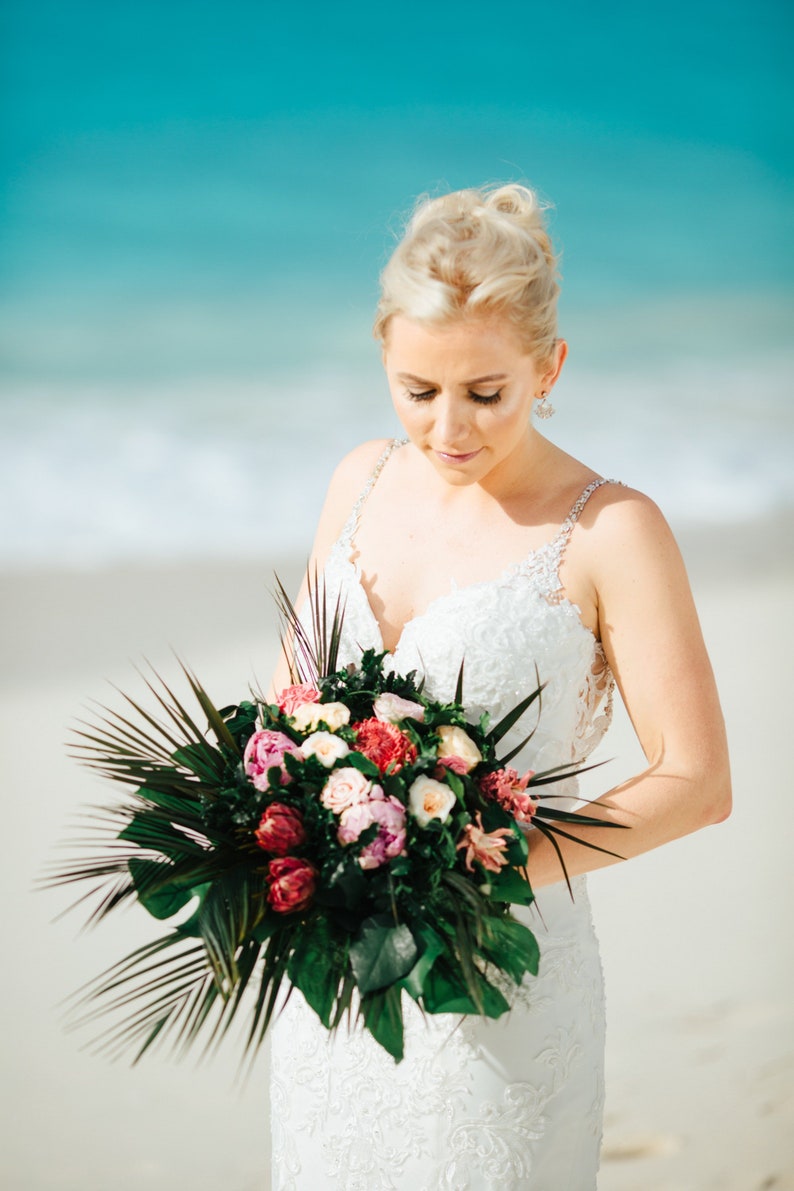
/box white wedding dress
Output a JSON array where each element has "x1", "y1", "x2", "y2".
[{"x1": 270, "y1": 440, "x2": 617, "y2": 1190}]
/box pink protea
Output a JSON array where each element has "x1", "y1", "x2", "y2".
[
  {"x1": 243, "y1": 729, "x2": 304, "y2": 790},
  {"x1": 479, "y1": 767, "x2": 537, "y2": 824},
  {"x1": 456, "y1": 812, "x2": 514, "y2": 874}
]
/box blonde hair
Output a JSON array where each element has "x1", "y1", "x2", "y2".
[{"x1": 374, "y1": 183, "x2": 561, "y2": 365}]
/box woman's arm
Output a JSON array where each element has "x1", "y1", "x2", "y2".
[
  {"x1": 526, "y1": 488, "x2": 732, "y2": 889},
  {"x1": 267, "y1": 439, "x2": 392, "y2": 699}
]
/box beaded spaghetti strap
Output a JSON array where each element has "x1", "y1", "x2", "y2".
[
  {"x1": 514, "y1": 477, "x2": 620, "y2": 603},
  {"x1": 558, "y1": 478, "x2": 615, "y2": 550},
  {"x1": 336, "y1": 438, "x2": 408, "y2": 552}
]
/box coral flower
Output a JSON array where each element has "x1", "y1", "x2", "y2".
[
  {"x1": 456, "y1": 812, "x2": 514, "y2": 874},
  {"x1": 479, "y1": 767, "x2": 537, "y2": 823},
  {"x1": 351, "y1": 718, "x2": 417, "y2": 774}
]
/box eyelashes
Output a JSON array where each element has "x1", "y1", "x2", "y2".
[{"x1": 405, "y1": 389, "x2": 502, "y2": 406}]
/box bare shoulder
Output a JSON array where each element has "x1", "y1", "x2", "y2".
[
  {"x1": 578, "y1": 482, "x2": 683, "y2": 574},
  {"x1": 329, "y1": 437, "x2": 394, "y2": 494},
  {"x1": 324, "y1": 438, "x2": 394, "y2": 521},
  {"x1": 308, "y1": 438, "x2": 395, "y2": 566}
]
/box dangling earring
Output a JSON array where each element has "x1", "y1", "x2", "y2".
[{"x1": 534, "y1": 390, "x2": 555, "y2": 420}]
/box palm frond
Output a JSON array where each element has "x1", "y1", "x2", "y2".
[{"x1": 273, "y1": 567, "x2": 347, "y2": 684}]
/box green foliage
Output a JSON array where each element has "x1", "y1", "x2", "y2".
[
  {"x1": 360, "y1": 986, "x2": 405, "y2": 1063},
  {"x1": 287, "y1": 917, "x2": 345, "y2": 1028},
  {"x1": 349, "y1": 915, "x2": 419, "y2": 994}
]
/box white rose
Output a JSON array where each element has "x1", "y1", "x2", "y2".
[
  {"x1": 373, "y1": 692, "x2": 426, "y2": 724},
  {"x1": 301, "y1": 731, "x2": 350, "y2": 769},
  {"x1": 291, "y1": 700, "x2": 351, "y2": 733},
  {"x1": 436, "y1": 724, "x2": 482, "y2": 773},
  {"x1": 320, "y1": 766, "x2": 374, "y2": 814},
  {"x1": 408, "y1": 774, "x2": 457, "y2": 827}
]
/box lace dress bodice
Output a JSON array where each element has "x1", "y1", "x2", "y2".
[
  {"x1": 270, "y1": 440, "x2": 618, "y2": 1190},
  {"x1": 327, "y1": 439, "x2": 615, "y2": 786}
]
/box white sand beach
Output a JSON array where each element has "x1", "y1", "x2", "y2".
[{"x1": 1, "y1": 520, "x2": 792, "y2": 1191}]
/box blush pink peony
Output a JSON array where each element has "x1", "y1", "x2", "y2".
[
  {"x1": 244, "y1": 729, "x2": 304, "y2": 790},
  {"x1": 338, "y1": 793, "x2": 406, "y2": 870}
]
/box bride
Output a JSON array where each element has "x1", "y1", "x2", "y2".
[{"x1": 268, "y1": 183, "x2": 731, "y2": 1189}]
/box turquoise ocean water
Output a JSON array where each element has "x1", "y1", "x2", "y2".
[{"x1": 1, "y1": 0, "x2": 792, "y2": 566}]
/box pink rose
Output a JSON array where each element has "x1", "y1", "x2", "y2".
[
  {"x1": 244, "y1": 729, "x2": 304, "y2": 790},
  {"x1": 372, "y1": 692, "x2": 425, "y2": 724},
  {"x1": 351, "y1": 718, "x2": 417, "y2": 774},
  {"x1": 479, "y1": 767, "x2": 537, "y2": 823},
  {"x1": 338, "y1": 794, "x2": 406, "y2": 870},
  {"x1": 320, "y1": 767, "x2": 375, "y2": 814},
  {"x1": 277, "y1": 683, "x2": 321, "y2": 716},
  {"x1": 456, "y1": 812, "x2": 514, "y2": 874},
  {"x1": 266, "y1": 856, "x2": 317, "y2": 913},
  {"x1": 435, "y1": 755, "x2": 470, "y2": 777},
  {"x1": 254, "y1": 802, "x2": 307, "y2": 856}
]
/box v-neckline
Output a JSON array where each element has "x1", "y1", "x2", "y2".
[{"x1": 331, "y1": 535, "x2": 599, "y2": 660}]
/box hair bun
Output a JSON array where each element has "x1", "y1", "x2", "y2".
[{"x1": 374, "y1": 182, "x2": 560, "y2": 362}]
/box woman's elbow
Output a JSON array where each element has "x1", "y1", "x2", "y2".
[{"x1": 701, "y1": 764, "x2": 732, "y2": 826}]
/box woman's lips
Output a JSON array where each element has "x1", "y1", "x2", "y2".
[{"x1": 434, "y1": 448, "x2": 482, "y2": 464}]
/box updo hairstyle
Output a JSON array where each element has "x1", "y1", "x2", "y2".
[{"x1": 374, "y1": 183, "x2": 560, "y2": 366}]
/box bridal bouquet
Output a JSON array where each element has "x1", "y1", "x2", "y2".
[{"x1": 47, "y1": 580, "x2": 620, "y2": 1064}]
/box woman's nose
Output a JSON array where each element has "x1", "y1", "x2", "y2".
[{"x1": 433, "y1": 394, "x2": 471, "y2": 446}]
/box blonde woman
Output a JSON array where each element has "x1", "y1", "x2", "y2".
[{"x1": 269, "y1": 184, "x2": 730, "y2": 1189}]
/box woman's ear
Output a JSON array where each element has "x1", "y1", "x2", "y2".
[{"x1": 543, "y1": 338, "x2": 568, "y2": 390}]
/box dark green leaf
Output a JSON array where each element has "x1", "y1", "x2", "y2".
[
  {"x1": 486, "y1": 866, "x2": 535, "y2": 906},
  {"x1": 360, "y1": 986, "x2": 405, "y2": 1062},
  {"x1": 489, "y1": 680, "x2": 543, "y2": 745},
  {"x1": 128, "y1": 859, "x2": 206, "y2": 921},
  {"x1": 288, "y1": 917, "x2": 345, "y2": 1028},
  {"x1": 480, "y1": 916, "x2": 540, "y2": 981},
  {"x1": 349, "y1": 915, "x2": 418, "y2": 994},
  {"x1": 398, "y1": 924, "x2": 446, "y2": 1000},
  {"x1": 454, "y1": 658, "x2": 465, "y2": 705},
  {"x1": 421, "y1": 961, "x2": 509, "y2": 1018},
  {"x1": 345, "y1": 751, "x2": 382, "y2": 780}
]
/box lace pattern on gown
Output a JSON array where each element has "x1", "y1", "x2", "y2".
[{"x1": 271, "y1": 439, "x2": 620, "y2": 1189}]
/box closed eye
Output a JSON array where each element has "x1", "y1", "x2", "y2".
[{"x1": 405, "y1": 389, "x2": 502, "y2": 405}]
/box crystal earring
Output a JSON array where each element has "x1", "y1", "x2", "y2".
[{"x1": 534, "y1": 390, "x2": 555, "y2": 420}]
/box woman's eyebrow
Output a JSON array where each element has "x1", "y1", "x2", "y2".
[{"x1": 396, "y1": 372, "x2": 508, "y2": 384}]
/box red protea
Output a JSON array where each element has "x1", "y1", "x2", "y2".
[
  {"x1": 266, "y1": 856, "x2": 317, "y2": 913},
  {"x1": 254, "y1": 802, "x2": 307, "y2": 855}
]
